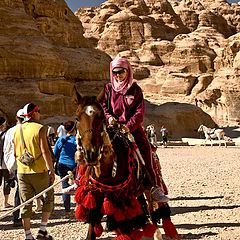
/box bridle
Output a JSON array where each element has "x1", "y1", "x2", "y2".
[{"x1": 75, "y1": 100, "x2": 114, "y2": 178}]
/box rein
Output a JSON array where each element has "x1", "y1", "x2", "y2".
[
  {"x1": 90, "y1": 147, "x2": 134, "y2": 192},
  {"x1": 76, "y1": 125, "x2": 138, "y2": 194}
]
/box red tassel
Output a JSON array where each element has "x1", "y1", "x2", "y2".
[
  {"x1": 75, "y1": 204, "x2": 87, "y2": 221},
  {"x1": 115, "y1": 234, "x2": 131, "y2": 240},
  {"x1": 124, "y1": 206, "x2": 137, "y2": 219},
  {"x1": 131, "y1": 197, "x2": 142, "y2": 215},
  {"x1": 94, "y1": 223, "x2": 103, "y2": 237},
  {"x1": 74, "y1": 186, "x2": 87, "y2": 204},
  {"x1": 130, "y1": 229, "x2": 143, "y2": 240},
  {"x1": 103, "y1": 197, "x2": 116, "y2": 215},
  {"x1": 162, "y1": 218, "x2": 179, "y2": 239},
  {"x1": 113, "y1": 208, "x2": 125, "y2": 222},
  {"x1": 78, "y1": 164, "x2": 87, "y2": 176},
  {"x1": 143, "y1": 223, "x2": 157, "y2": 238},
  {"x1": 82, "y1": 191, "x2": 96, "y2": 209}
]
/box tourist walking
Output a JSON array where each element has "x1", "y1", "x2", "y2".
[
  {"x1": 160, "y1": 125, "x2": 169, "y2": 147},
  {"x1": 13, "y1": 103, "x2": 55, "y2": 240},
  {"x1": 0, "y1": 116, "x2": 12, "y2": 210},
  {"x1": 3, "y1": 109, "x2": 25, "y2": 227},
  {"x1": 54, "y1": 120, "x2": 77, "y2": 219},
  {"x1": 57, "y1": 122, "x2": 66, "y2": 139},
  {"x1": 47, "y1": 125, "x2": 55, "y2": 146}
]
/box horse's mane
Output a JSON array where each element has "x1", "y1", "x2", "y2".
[{"x1": 79, "y1": 96, "x2": 97, "y2": 105}]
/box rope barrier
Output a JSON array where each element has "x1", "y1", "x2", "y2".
[{"x1": 0, "y1": 174, "x2": 70, "y2": 220}]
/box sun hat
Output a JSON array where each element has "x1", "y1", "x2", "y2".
[
  {"x1": 16, "y1": 109, "x2": 24, "y2": 118},
  {"x1": 22, "y1": 103, "x2": 39, "y2": 121}
]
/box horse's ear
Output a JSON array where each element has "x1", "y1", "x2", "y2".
[
  {"x1": 96, "y1": 87, "x2": 105, "y2": 103},
  {"x1": 72, "y1": 85, "x2": 82, "y2": 105}
]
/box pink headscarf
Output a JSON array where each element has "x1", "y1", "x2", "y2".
[{"x1": 110, "y1": 57, "x2": 133, "y2": 95}]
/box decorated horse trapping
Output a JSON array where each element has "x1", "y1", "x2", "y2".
[{"x1": 74, "y1": 128, "x2": 155, "y2": 238}]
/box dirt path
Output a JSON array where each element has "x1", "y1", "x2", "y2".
[
  {"x1": 0, "y1": 146, "x2": 240, "y2": 240},
  {"x1": 160, "y1": 145, "x2": 240, "y2": 240}
]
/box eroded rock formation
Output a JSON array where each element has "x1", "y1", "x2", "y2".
[
  {"x1": 0, "y1": 0, "x2": 111, "y2": 124},
  {"x1": 76, "y1": 0, "x2": 240, "y2": 129}
]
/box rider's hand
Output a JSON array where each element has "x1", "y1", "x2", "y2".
[
  {"x1": 121, "y1": 125, "x2": 130, "y2": 134},
  {"x1": 108, "y1": 116, "x2": 117, "y2": 126}
]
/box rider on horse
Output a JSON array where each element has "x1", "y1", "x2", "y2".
[{"x1": 102, "y1": 57, "x2": 169, "y2": 203}]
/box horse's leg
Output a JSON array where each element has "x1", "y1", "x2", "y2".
[
  {"x1": 209, "y1": 136, "x2": 213, "y2": 147},
  {"x1": 218, "y1": 134, "x2": 222, "y2": 147},
  {"x1": 86, "y1": 223, "x2": 96, "y2": 240},
  {"x1": 223, "y1": 134, "x2": 227, "y2": 147},
  {"x1": 223, "y1": 138, "x2": 227, "y2": 147},
  {"x1": 204, "y1": 136, "x2": 207, "y2": 146},
  {"x1": 139, "y1": 192, "x2": 163, "y2": 240},
  {"x1": 154, "y1": 228, "x2": 163, "y2": 240},
  {"x1": 139, "y1": 191, "x2": 154, "y2": 214}
]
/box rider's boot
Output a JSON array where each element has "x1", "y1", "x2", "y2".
[{"x1": 151, "y1": 186, "x2": 169, "y2": 203}]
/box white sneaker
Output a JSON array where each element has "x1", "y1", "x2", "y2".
[{"x1": 151, "y1": 186, "x2": 169, "y2": 203}]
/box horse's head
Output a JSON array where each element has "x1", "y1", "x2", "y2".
[
  {"x1": 73, "y1": 86, "x2": 105, "y2": 168},
  {"x1": 198, "y1": 124, "x2": 204, "y2": 132}
]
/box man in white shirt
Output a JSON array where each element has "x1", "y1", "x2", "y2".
[
  {"x1": 57, "y1": 122, "x2": 66, "y2": 138},
  {"x1": 47, "y1": 125, "x2": 55, "y2": 145},
  {"x1": 0, "y1": 116, "x2": 12, "y2": 209},
  {"x1": 3, "y1": 109, "x2": 24, "y2": 226}
]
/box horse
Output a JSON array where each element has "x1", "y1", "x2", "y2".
[
  {"x1": 197, "y1": 124, "x2": 228, "y2": 147},
  {"x1": 72, "y1": 87, "x2": 179, "y2": 240},
  {"x1": 146, "y1": 125, "x2": 157, "y2": 146}
]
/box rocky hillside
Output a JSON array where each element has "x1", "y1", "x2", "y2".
[
  {"x1": 0, "y1": 0, "x2": 239, "y2": 138},
  {"x1": 76, "y1": 0, "x2": 240, "y2": 130},
  {"x1": 0, "y1": 0, "x2": 111, "y2": 124}
]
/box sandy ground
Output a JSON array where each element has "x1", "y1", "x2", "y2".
[{"x1": 0, "y1": 145, "x2": 240, "y2": 240}]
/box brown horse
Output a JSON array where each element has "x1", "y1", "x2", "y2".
[{"x1": 72, "y1": 87, "x2": 179, "y2": 240}]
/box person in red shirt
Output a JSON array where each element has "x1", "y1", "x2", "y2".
[{"x1": 102, "y1": 57, "x2": 169, "y2": 203}]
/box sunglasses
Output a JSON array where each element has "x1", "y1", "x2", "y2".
[{"x1": 112, "y1": 69, "x2": 126, "y2": 75}]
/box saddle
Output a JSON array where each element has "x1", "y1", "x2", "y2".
[{"x1": 207, "y1": 128, "x2": 215, "y2": 135}]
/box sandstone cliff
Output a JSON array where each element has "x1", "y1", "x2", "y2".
[
  {"x1": 0, "y1": 0, "x2": 111, "y2": 124},
  {"x1": 76, "y1": 0, "x2": 240, "y2": 132}
]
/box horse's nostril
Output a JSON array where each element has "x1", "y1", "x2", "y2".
[{"x1": 86, "y1": 149, "x2": 97, "y2": 165}]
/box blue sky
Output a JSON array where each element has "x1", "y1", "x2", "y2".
[
  {"x1": 66, "y1": 0, "x2": 239, "y2": 12},
  {"x1": 66, "y1": 0, "x2": 105, "y2": 11}
]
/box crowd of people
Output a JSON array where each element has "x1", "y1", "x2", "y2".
[{"x1": 0, "y1": 57, "x2": 170, "y2": 240}]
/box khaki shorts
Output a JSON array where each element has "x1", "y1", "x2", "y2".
[{"x1": 18, "y1": 172, "x2": 54, "y2": 218}]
